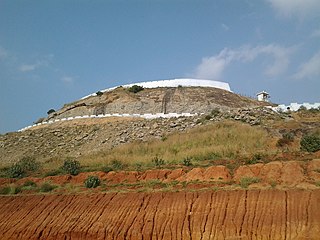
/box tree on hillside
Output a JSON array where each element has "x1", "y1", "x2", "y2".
[{"x1": 47, "y1": 109, "x2": 55, "y2": 115}]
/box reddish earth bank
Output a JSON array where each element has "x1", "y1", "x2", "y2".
[
  {"x1": 0, "y1": 189, "x2": 319, "y2": 239},
  {"x1": 2, "y1": 159, "x2": 320, "y2": 189}
]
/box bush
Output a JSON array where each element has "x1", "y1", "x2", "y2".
[
  {"x1": 96, "y1": 91, "x2": 103, "y2": 96},
  {"x1": 44, "y1": 168, "x2": 64, "y2": 177},
  {"x1": 152, "y1": 156, "x2": 165, "y2": 168},
  {"x1": 47, "y1": 109, "x2": 56, "y2": 115},
  {"x1": 210, "y1": 108, "x2": 220, "y2": 117},
  {"x1": 7, "y1": 164, "x2": 24, "y2": 178},
  {"x1": 101, "y1": 166, "x2": 113, "y2": 173},
  {"x1": 23, "y1": 180, "x2": 37, "y2": 188},
  {"x1": 61, "y1": 159, "x2": 81, "y2": 175},
  {"x1": 84, "y1": 176, "x2": 101, "y2": 188},
  {"x1": 128, "y1": 85, "x2": 144, "y2": 93},
  {"x1": 111, "y1": 160, "x2": 124, "y2": 170},
  {"x1": 277, "y1": 132, "x2": 294, "y2": 147},
  {"x1": 0, "y1": 185, "x2": 21, "y2": 195},
  {"x1": 19, "y1": 157, "x2": 40, "y2": 172},
  {"x1": 246, "y1": 153, "x2": 262, "y2": 165},
  {"x1": 7, "y1": 157, "x2": 40, "y2": 178},
  {"x1": 0, "y1": 186, "x2": 11, "y2": 195},
  {"x1": 182, "y1": 157, "x2": 192, "y2": 166},
  {"x1": 40, "y1": 182, "x2": 56, "y2": 192},
  {"x1": 240, "y1": 177, "x2": 260, "y2": 188},
  {"x1": 300, "y1": 134, "x2": 320, "y2": 152}
]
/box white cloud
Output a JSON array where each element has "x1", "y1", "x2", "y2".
[
  {"x1": 0, "y1": 46, "x2": 8, "y2": 60},
  {"x1": 293, "y1": 51, "x2": 320, "y2": 79},
  {"x1": 61, "y1": 76, "x2": 74, "y2": 83},
  {"x1": 19, "y1": 63, "x2": 39, "y2": 72},
  {"x1": 19, "y1": 59, "x2": 50, "y2": 72},
  {"x1": 267, "y1": 0, "x2": 320, "y2": 18},
  {"x1": 221, "y1": 23, "x2": 229, "y2": 31},
  {"x1": 194, "y1": 44, "x2": 294, "y2": 79}
]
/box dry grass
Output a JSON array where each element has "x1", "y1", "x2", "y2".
[{"x1": 78, "y1": 121, "x2": 274, "y2": 168}]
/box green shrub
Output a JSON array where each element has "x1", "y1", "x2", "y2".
[
  {"x1": 23, "y1": 180, "x2": 37, "y2": 187},
  {"x1": 210, "y1": 108, "x2": 220, "y2": 117},
  {"x1": 6, "y1": 157, "x2": 40, "y2": 178},
  {"x1": 0, "y1": 186, "x2": 11, "y2": 195},
  {"x1": 47, "y1": 109, "x2": 56, "y2": 115},
  {"x1": 300, "y1": 134, "x2": 320, "y2": 152},
  {"x1": 44, "y1": 168, "x2": 64, "y2": 177},
  {"x1": 101, "y1": 166, "x2": 113, "y2": 173},
  {"x1": 84, "y1": 176, "x2": 101, "y2": 188},
  {"x1": 246, "y1": 153, "x2": 262, "y2": 165},
  {"x1": 240, "y1": 177, "x2": 260, "y2": 188},
  {"x1": 128, "y1": 85, "x2": 144, "y2": 93},
  {"x1": 40, "y1": 182, "x2": 56, "y2": 192},
  {"x1": 7, "y1": 164, "x2": 25, "y2": 178},
  {"x1": 61, "y1": 159, "x2": 81, "y2": 175},
  {"x1": 0, "y1": 185, "x2": 21, "y2": 195},
  {"x1": 204, "y1": 115, "x2": 211, "y2": 120},
  {"x1": 111, "y1": 160, "x2": 124, "y2": 170},
  {"x1": 277, "y1": 132, "x2": 294, "y2": 147},
  {"x1": 96, "y1": 91, "x2": 103, "y2": 96},
  {"x1": 182, "y1": 157, "x2": 192, "y2": 166},
  {"x1": 152, "y1": 156, "x2": 165, "y2": 168}
]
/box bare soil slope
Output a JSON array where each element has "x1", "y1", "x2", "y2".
[{"x1": 0, "y1": 189, "x2": 319, "y2": 239}]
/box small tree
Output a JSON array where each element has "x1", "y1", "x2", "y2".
[
  {"x1": 61, "y1": 159, "x2": 81, "y2": 176},
  {"x1": 300, "y1": 134, "x2": 320, "y2": 152},
  {"x1": 96, "y1": 91, "x2": 103, "y2": 97},
  {"x1": 128, "y1": 85, "x2": 144, "y2": 93},
  {"x1": 47, "y1": 109, "x2": 56, "y2": 115},
  {"x1": 84, "y1": 176, "x2": 100, "y2": 188}
]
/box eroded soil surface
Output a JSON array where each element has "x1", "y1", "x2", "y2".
[{"x1": 0, "y1": 189, "x2": 319, "y2": 239}]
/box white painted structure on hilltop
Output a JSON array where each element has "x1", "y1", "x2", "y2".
[
  {"x1": 272, "y1": 102, "x2": 320, "y2": 112},
  {"x1": 256, "y1": 91, "x2": 270, "y2": 102},
  {"x1": 81, "y1": 78, "x2": 231, "y2": 99}
]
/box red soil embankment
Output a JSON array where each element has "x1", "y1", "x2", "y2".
[{"x1": 0, "y1": 189, "x2": 319, "y2": 239}]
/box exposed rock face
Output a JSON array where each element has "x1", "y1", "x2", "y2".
[
  {"x1": 46, "y1": 87, "x2": 270, "y2": 121},
  {"x1": 0, "y1": 190, "x2": 319, "y2": 239}
]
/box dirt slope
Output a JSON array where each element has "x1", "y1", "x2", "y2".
[{"x1": 0, "y1": 189, "x2": 319, "y2": 239}]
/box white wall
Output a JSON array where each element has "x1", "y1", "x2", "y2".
[{"x1": 271, "y1": 102, "x2": 320, "y2": 112}]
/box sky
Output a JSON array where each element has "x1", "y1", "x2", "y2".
[{"x1": 0, "y1": 0, "x2": 319, "y2": 133}]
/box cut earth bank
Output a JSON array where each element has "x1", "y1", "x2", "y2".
[
  {"x1": 0, "y1": 190, "x2": 319, "y2": 239},
  {"x1": 1, "y1": 159, "x2": 320, "y2": 239}
]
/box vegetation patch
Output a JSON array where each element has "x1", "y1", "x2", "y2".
[
  {"x1": 6, "y1": 157, "x2": 40, "y2": 178},
  {"x1": 0, "y1": 185, "x2": 21, "y2": 195},
  {"x1": 277, "y1": 132, "x2": 294, "y2": 147},
  {"x1": 240, "y1": 177, "x2": 260, "y2": 189},
  {"x1": 84, "y1": 176, "x2": 101, "y2": 188},
  {"x1": 127, "y1": 85, "x2": 144, "y2": 93},
  {"x1": 39, "y1": 182, "x2": 57, "y2": 192},
  {"x1": 300, "y1": 134, "x2": 320, "y2": 153},
  {"x1": 61, "y1": 159, "x2": 81, "y2": 176}
]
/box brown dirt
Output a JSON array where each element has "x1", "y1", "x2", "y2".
[{"x1": 0, "y1": 189, "x2": 319, "y2": 239}]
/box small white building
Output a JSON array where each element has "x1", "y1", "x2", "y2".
[{"x1": 256, "y1": 91, "x2": 270, "y2": 102}]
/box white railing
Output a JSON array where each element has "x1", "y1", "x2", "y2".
[{"x1": 18, "y1": 112, "x2": 199, "y2": 132}]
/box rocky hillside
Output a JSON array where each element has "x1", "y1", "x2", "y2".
[
  {"x1": 44, "y1": 86, "x2": 270, "y2": 122},
  {"x1": 1, "y1": 107, "x2": 284, "y2": 165}
]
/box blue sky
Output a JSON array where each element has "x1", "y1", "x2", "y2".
[{"x1": 0, "y1": 0, "x2": 319, "y2": 133}]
